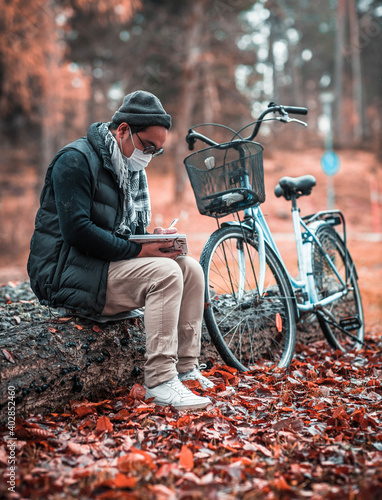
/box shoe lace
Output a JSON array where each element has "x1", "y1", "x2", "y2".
[
  {"x1": 192, "y1": 368, "x2": 209, "y2": 381},
  {"x1": 168, "y1": 376, "x2": 194, "y2": 396}
]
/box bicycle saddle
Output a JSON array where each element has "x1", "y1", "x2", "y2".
[{"x1": 274, "y1": 175, "x2": 316, "y2": 200}]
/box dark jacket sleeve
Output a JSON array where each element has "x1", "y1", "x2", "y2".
[{"x1": 51, "y1": 150, "x2": 142, "y2": 261}]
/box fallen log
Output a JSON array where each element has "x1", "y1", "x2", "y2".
[
  {"x1": 0, "y1": 316, "x2": 131, "y2": 415},
  {"x1": 0, "y1": 282, "x2": 217, "y2": 422},
  {"x1": 0, "y1": 281, "x2": 322, "y2": 422}
]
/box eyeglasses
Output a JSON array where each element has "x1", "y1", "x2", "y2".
[{"x1": 136, "y1": 133, "x2": 164, "y2": 157}]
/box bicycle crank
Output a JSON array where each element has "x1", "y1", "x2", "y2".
[{"x1": 316, "y1": 309, "x2": 366, "y2": 347}]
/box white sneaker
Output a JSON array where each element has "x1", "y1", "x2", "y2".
[
  {"x1": 144, "y1": 376, "x2": 211, "y2": 410},
  {"x1": 179, "y1": 367, "x2": 215, "y2": 390}
]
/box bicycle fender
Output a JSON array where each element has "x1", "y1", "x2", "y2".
[{"x1": 221, "y1": 221, "x2": 253, "y2": 232}]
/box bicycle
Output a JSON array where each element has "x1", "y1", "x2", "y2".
[{"x1": 184, "y1": 102, "x2": 364, "y2": 371}]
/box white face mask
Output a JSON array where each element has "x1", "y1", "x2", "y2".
[
  {"x1": 129, "y1": 147, "x2": 152, "y2": 171},
  {"x1": 120, "y1": 130, "x2": 152, "y2": 172}
]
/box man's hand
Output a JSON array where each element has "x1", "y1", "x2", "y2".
[
  {"x1": 153, "y1": 226, "x2": 178, "y2": 235},
  {"x1": 137, "y1": 225, "x2": 181, "y2": 258},
  {"x1": 137, "y1": 240, "x2": 182, "y2": 259}
]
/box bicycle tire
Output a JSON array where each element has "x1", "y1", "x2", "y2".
[
  {"x1": 200, "y1": 225, "x2": 296, "y2": 370},
  {"x1": 310, "y1": 223, "x2": 364, "y2": 351}
]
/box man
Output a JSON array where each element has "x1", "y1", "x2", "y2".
[{"x1": 28, "y1": 90, "x2": 213, "y2": 410}]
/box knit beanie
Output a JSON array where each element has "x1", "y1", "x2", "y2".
[{"x1": 111, "y1": 90, "x2": 171, "y2": 129}]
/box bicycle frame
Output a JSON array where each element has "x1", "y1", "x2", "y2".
[{"x1": 227, "y1": 199, "x2": 352, "y2": 319}]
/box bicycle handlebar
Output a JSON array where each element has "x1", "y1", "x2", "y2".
[
  {"x1": 185, "y1": 131, "x2": 219, "y2": 150},
  {"x1": 186, "y1": 102, "x2": 308, "y2": 150},
  {"x1": 282, "y1": 106, "x2": 308, "y2": 115}
]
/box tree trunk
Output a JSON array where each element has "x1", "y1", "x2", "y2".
[
  {"x1": 333, "y1": 0, "x2": 346, "y2": 146},
  {"x1": 0, "y1": 312, "x2": 217, "y2": 423},
  {"x1": 268, "y1": 11, "x2": 280, "y2": 104},
  {"x1": 0, "y1": 314, "x2": 145, "y2": 423},
  {"x1": 348, "y1": 0, "x2": 364, "y2": 144},
  {"x1": 202, "y1": 57, "x2": 221, "y2": 125},
  {"x1": 39, "y1": 3, "x2": 61, "y2": 191},
  {"x1": 174, "y1": 0, "x2": 205, "y2": 203}
]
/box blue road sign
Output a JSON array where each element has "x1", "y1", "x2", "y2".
[{"x1": 321, "y1": 150, "x2": 340, "y2": 176}]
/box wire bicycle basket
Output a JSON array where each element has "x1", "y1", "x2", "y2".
[{"x1": 184, "y1": 140, "x2": 265, "y2": 218}]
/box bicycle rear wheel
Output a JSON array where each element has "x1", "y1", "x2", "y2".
[
  {"x1": 200, "y1": 225, "x2": 296, "y2": 370},
  {"x1": 311, "y1": 224, "x2": 364, "y2": 351}
]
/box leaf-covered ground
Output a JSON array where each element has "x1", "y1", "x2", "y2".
[{"x1": 1, "y1": 335, "x2": 382, "y2": 500}]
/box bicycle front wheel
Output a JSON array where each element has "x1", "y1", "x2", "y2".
[
  {"x1": 200, "y1": 225, "x2": 296, "y2": 371},
  {"x1": 311, "y1": 223, "x2": 364, "y2": 351}
]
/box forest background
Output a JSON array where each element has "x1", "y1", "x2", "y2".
[
  {"x1": 0, "y1": 0, "x2": 381, "y2": 328},
  {"x1": 1, "y1": 4, "x2": 382, "y2": 498}
]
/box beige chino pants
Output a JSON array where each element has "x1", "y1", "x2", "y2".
[{"x1": 102, "y1": 256, "x2": 205, "y2": 388}]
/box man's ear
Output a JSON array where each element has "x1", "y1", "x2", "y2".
[{"x1": 117, "y1": 122, "x2": 129, "y2": 138}]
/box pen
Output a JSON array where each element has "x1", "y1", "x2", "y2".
[{"x1": 168, "y1": 218, "x2": 179, "y2": 229}]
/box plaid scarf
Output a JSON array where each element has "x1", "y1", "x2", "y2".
[{"x1": 98, "y1": 123, "x2": 151, "y2": 235}]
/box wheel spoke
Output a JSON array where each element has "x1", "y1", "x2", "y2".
[
  {"x1": 311, "y1": 225, "x2": 364, "y2": 351},
  {"x1": 200, "y1": 227, "x2": 296, "y2": 369}
]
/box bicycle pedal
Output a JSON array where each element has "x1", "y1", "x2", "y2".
[{"x1": 339, "y1": 315, "x2": 362, "y2": 331}]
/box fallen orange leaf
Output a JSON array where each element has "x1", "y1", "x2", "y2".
[
  {"x1": 113, "y1": 473, "x2": 137, "y2": 489},
  {"x1": 129, "y1": 383, "x2": 146, "y2": 400},
  {"x1": 333, "y1": 406, "x2": 347, "y2": 419},
  {"x1": 179, "y1": 445, "x2": 194, "y2": 470},
  {"x1": 118, "y1": 448, "x2": 155, "y2": 472},
  {"x1": 273, "y1": 475, "x2": 291, "y2": 491},
  {"x1": 96, "y1": 415, "x2": 113, "y2": 434},
  {"x1": 75, "y1": 405, "x2": 95, "y2": 418}
]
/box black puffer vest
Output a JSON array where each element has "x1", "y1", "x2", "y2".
[{"x1": 27, "y1": 131, "x2": 125, "y2": 316}]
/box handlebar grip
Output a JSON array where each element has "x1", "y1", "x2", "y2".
[
  {"x1": 185, "y1": 130, "x2": 196, "y2": 150},
  {"x1": 185, "y1": 130, "x2": 219, "y2": 149},
  {"x1": 283, "y1": 106, "x2": 308, "y2": 115}
]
